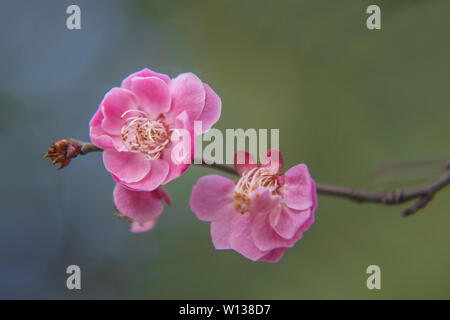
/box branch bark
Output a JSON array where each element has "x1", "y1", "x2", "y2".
[{"x1": 47, "y1": 139, "x2": 450, "y2": 217}]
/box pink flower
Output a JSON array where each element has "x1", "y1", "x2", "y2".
[
  {"x1": 90, "y1": 68, "x2": 221, "y2": 191},
  {"x1": 189, "y1": 150, "x2": 318, "y2": 262},
  {"x1": 113, "y1": 183, "x2": 171, "y2": 233}
]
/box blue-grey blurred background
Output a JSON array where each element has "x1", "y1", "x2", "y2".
[{"x1": 0, "y1": 0, "x2": 449, "y2": 299}]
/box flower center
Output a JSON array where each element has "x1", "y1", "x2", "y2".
[
  {"x1": 233, "y1": 167, "x2": 279, "y2": 214},
  {"x1": 120, "y1": 110, "x2": 170, "y2": 160}
]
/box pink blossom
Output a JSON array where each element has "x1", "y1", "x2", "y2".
[
  {"x1": 113, "y1": 183, "x2": 171, "y2": 233},
  {"x1": 189, "y1": 150, "x2": 318, "y2": 262},
  {"x1": 90, "y1": 68, "x2": 221, "y2": 191}
]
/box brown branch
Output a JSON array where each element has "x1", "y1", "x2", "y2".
[
  {"x1": 69, "y1": 139, "x2": 102, "y2": 155},
  {"x1": 194, "y1": 156, "x2": 239, "y2": 176},
  {"x1": 194, "y1": 156, "x2": 450, "y2": 216},
  {"x1": 317, "y1": 171, "x2": 449, "y2": 216},
  {"x1": 45, "y1": 139, "x2": 450, "y2": 216}
]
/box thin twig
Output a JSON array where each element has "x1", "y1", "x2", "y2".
[
  {"x1": 69, "y1": 139, "x2": 102, "y2": 154},
  {"x1": 47, "y1": 139, "x2": 450, "y2": 216},
  {"x1": 193, "y1": 155, "x2": 450, "y2": 216}
]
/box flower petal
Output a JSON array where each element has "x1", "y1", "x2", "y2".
[
  {"x1": 130, "y1": 218, "x2": 159, "y2": 233},
  {"x1": 251, "y1": 209, "x2": 304, "y2": 251},
  {"x1": 89, "y1": 110, "x2": 114, "y2": 149},
  {"x1": 89, "y1": 94, "x2": 132, "y2": 152},
  {"x1": 250, "y1": 190, "x2": 302, "y2": 251},
  {"x1": 121, "y1": 68, "x2": 170, "y2": 89},
  {"x1": 161, "y1": 142, "x2": 191, "y2": 185},
  {"x1": 113, "y1": 184, "x2": 163, "y2": 223},
  {"x1": 283, "y1": 164, "x2": 314, "y2": 210},
  {"x1": 211, "y1": 219, "x2": 232, "y2": 250},
  {"x1": 260, "y1": 149, "x2": 283, "y2": 175},
  {"x1": 300, "y1": 211, "x2": 315, "y2": 233},
  {"x1": 234, "y1": 150, "x2": 257, "y2": 175},
  {"x1": 103, "y1": 150, "x2": 151, "y2": 183},
  {"x1": 130, "y1": 76, "x2": 171, "y2": 118},
  {"x1": 189, "y1": 175, "x2": 236, "y2": 222},
  {"x1": 259, "y1": 248, "x2": 286, "y2": 263},
  {"x1": 118, "y1": 159, "x2": 169, "y2": 191},
  {"x1": 154, "y1": 187, "x2": 172, "y2": 206},
  {"x1": 195, "y1": 83, "x2": 221, "y2": 133},
  {"x1": 249, "y1": 187, "x2": 281, "y2": 215},
  {"x1": 161, "y1": 111, "x2": 194, "y2": 184},
  {"x1": 229, "y1": 213, "x2": 268, "y2": 262},
  {"x1": 298, "y1": 180, "x2": 318, "y2": 233},
  {"x1": 165, "y1": 72, "x2": 205, "y2": 122},
  {"x1": 101, "y1": 88, "x2": 138, "y2": 135},
  {"x1": 270, "y1": 206, "x2": 312, "y2": 240}
]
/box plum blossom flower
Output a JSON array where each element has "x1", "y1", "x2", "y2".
[
  {"x1": 113, "y1": 183, "x2": 171, "y2": 233},
  {"x1": 189, "y1": 150, "x2": 318, "y2": 262},
  {"x1": 89, "y1": 68, "x2": 221, "y2": 191}
]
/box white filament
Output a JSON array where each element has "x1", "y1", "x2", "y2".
[
  {"x1": 234, "y1": 167, "x2": 278, "y2": 196},
  {"x1": 120, "y1": 110, "x2": 170, "y2": 160}
]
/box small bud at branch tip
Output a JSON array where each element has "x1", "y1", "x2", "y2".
[{"x1": 44, "y1": 139, "x2": 82, "y2": 169}]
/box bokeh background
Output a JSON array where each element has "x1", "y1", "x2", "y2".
[{"x1": 0, "y1": 0, "x2": 449, "y2": 299}]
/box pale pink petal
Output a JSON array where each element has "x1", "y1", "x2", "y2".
[
  {"x1": 260, "y1": 149, "x2": 283, "y2": 175},
  {"x1": 312, "y1": 179, "x2": 318, "y2": 208},
  {"x1": 189, "y1": 175, "x2": 236, "y2": 222},
  {"x1": 130, "y1": 218, "x2": 159, "y2": 233},
  {"x1": 259, "y1": 248, "x2": 286, "y2": 263},
  {"x1": 90, "y1": 107, "x2": 126, "y2": 151},
  {"x1": 161, "y1": 142, "x2": 191, "y2": 185},
  {"x1": 130, "y1": 76, "x2": 171, "y2": 118},
  {"x1": 234, "y1": 150, "x2": 257, "y2": 175},
  {"x1": 121, "y1": 68, "x2": 170, "y2": 89},
  {"x1": 251, "y1": 193, "x2": 303, "y2": 251},
  {"x1": 283, "y1": 164, "x2": 314, "y2": 210},
  {"x1": 252, "y1": 220, "x2": 304, "y2": 252},
  {"x1": 300, "y1": 212, "x2": 315, "y2": 233},
  {"x1": 117, "y1": 159, "x2": 169, "y2": 191},
  {"x1": 154, "y1": 187, "x2": 172, "y2": 206},
  {"x1": 90, "y1": 132, "x2": 113, "y2": 150},
  {"x1": 251, "y1": 211, "x2": 291, "y2": 251},
  {"x1": 211, "y1": 219, "x2": 232, "y2": 250},
  {"x1": 103, "y1": 149, "x2": 151, "y2": 183},
  {"x1": 89, "y1": 108, "x2": 115, "y2": 149},
  {"x1": 89, "y1": 106, "x2": 103, "y2": 127},
  {"x1": 161, "y1": 111, "x2": 194, "y2": 184},
  {"x1": 298, "y1": 180, "x2": 318, "y2": 233},
  {"x1": 113, "y1": 184, "x2": 163, "y2": 223},
  {"x1": 165, "y1": 72, "x2": 205, "y2": 122},
  {"x1": 270, "y1": 206, "x2": 312, "y2": 240},
  {"x1": 101, "y1": 88, "x2": 138, "y2": 135},
  {"x1": 91, "y1": 115, "x2": 127, "y2": 152},
  {"x1": 90, "y1": 119, "x2": 112, "y2": 149},
  {"x1": 109, "y1": 135, "x2": 128, "y2": 152},
  {"x1": 195, "y1": 83, "x2": 221, "y2": 133},
  {"x1": 229, "y1": 213, "x2": 267, "y2": 262},
  {"x1": 248, "y1": 188, "x2": 281, "y2": 215}
]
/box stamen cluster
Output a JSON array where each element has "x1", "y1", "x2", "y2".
[{"x1": 120, "y1": 110, "x2": 170, "y2": 160}]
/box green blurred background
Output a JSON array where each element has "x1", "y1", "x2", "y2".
[{"x1": 0, "y1": 0, "x2": 449, "y2": 299}]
